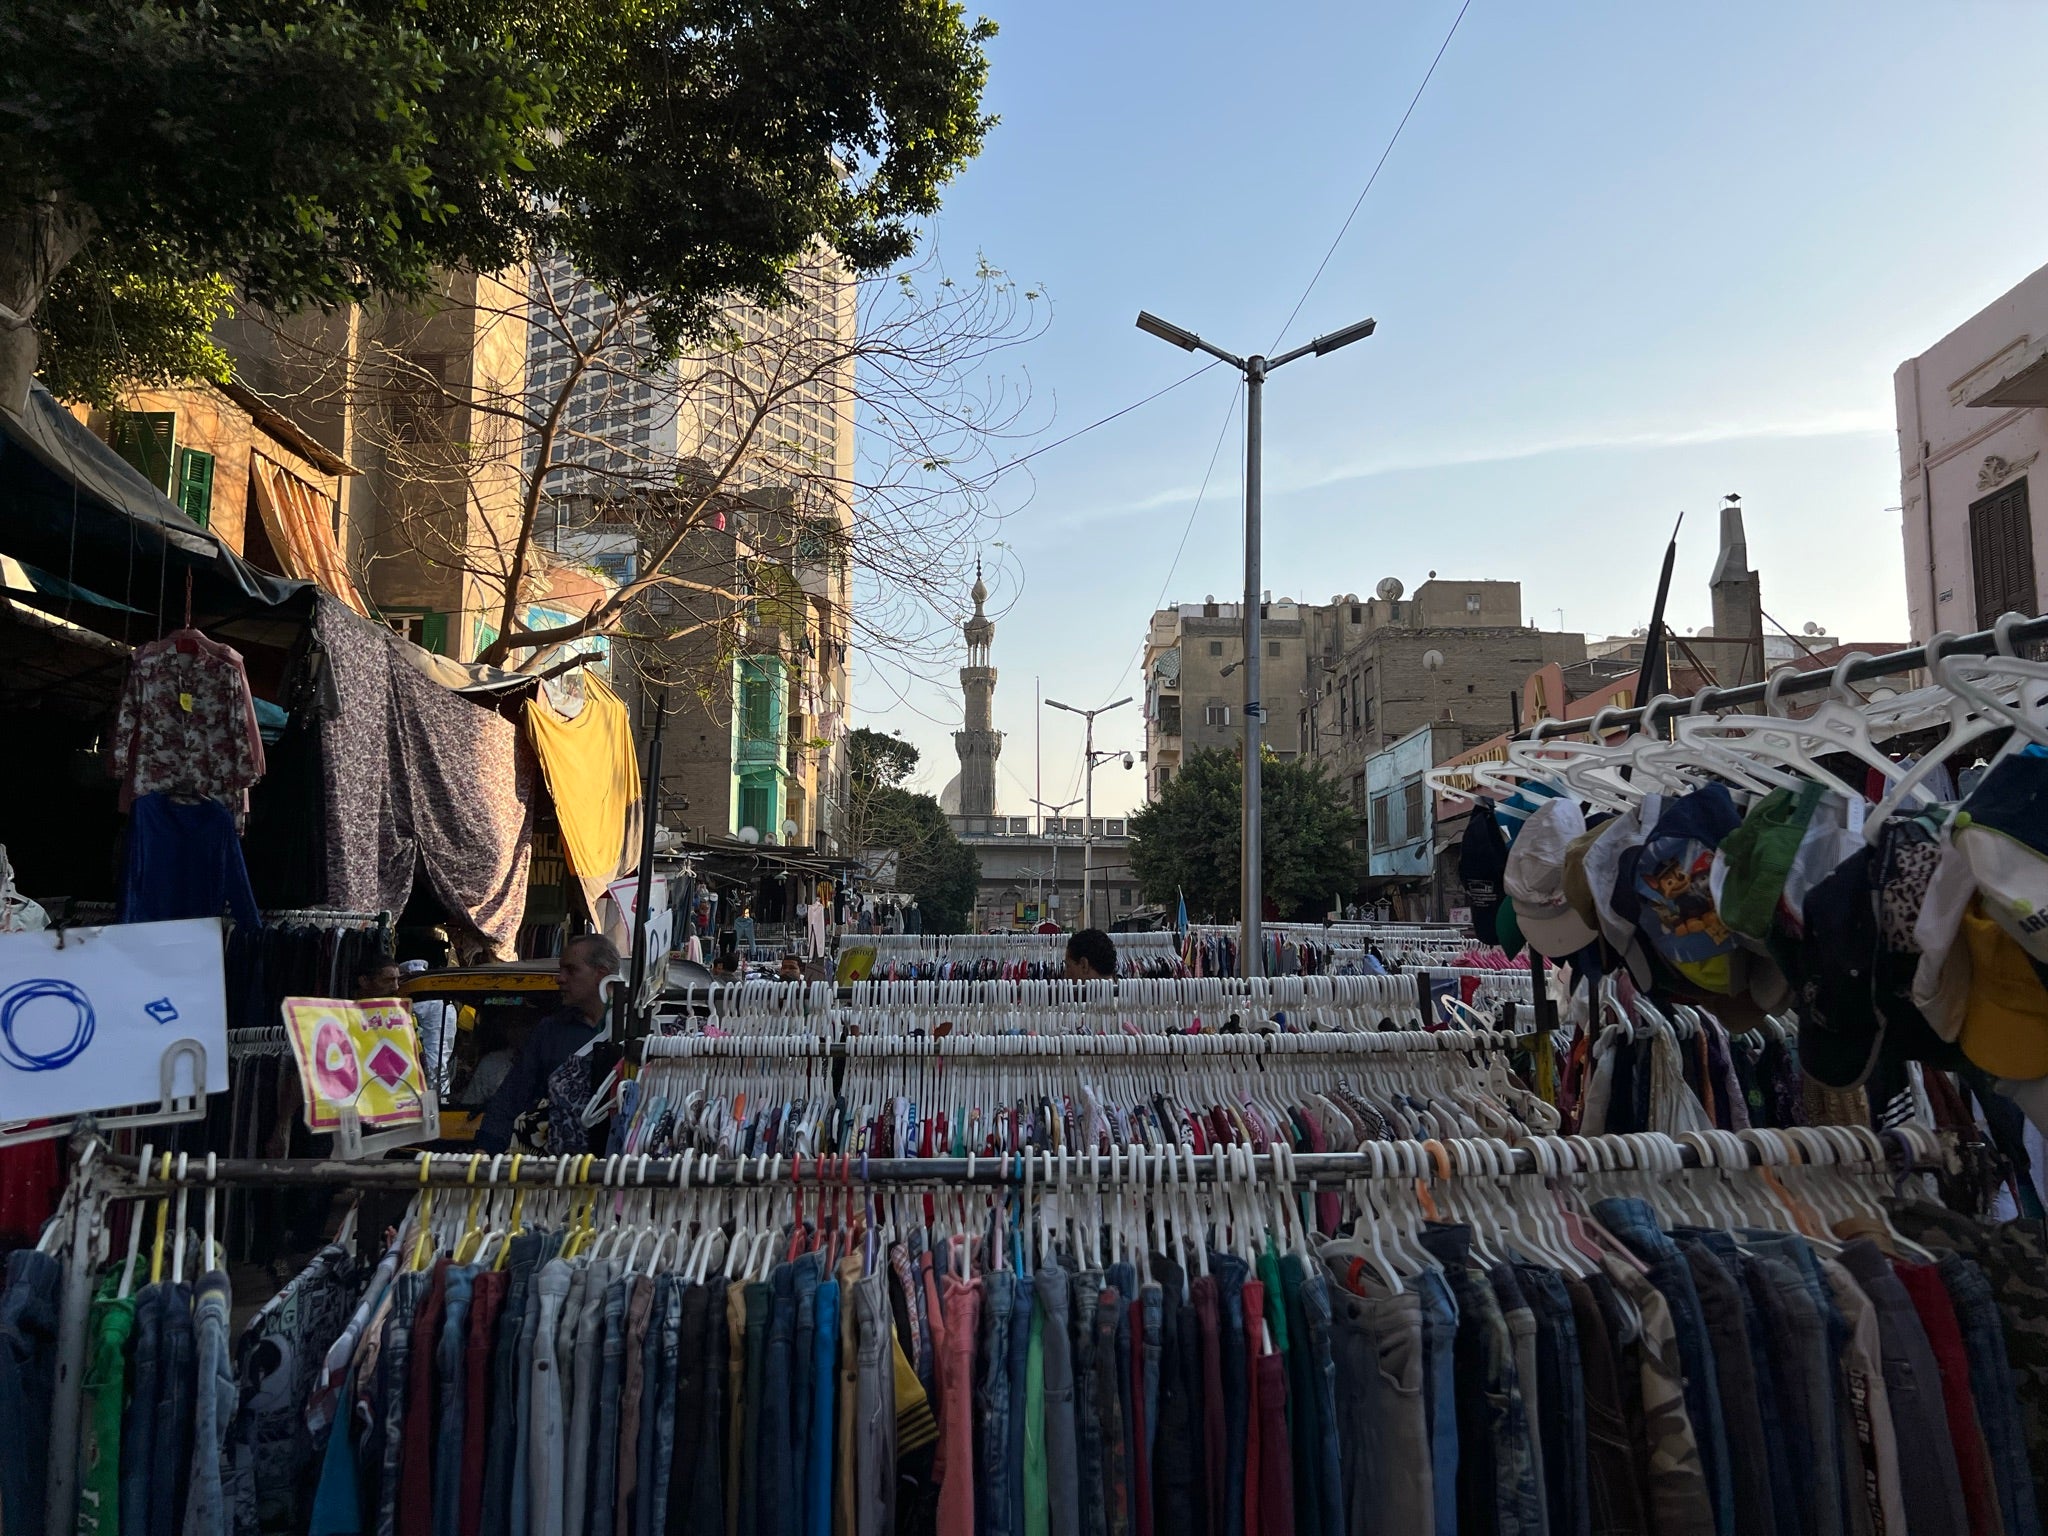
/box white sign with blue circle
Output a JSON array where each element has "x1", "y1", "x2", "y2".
[{"x1": 0, "y1": 918, "x2": 227, "y2": 1124}]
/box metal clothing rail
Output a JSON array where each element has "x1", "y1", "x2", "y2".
[
  {"x1": 1521, "y1": 608, "x2": 2048, "y2": 741},
  {"x1": 81, "y1": 1127, "x2": 1946, "y2": 1192},
  {"x1": 640, "y1": 1027, "x2": 1523, "y2": 1061}
]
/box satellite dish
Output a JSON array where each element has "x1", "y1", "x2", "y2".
[
  {"x1": 782, "y1": 818, "x2": 800, "y2": 841},
  {"x1": 1422, "y1": 650, "x2": 1445, "y2": 672},
  {"x1": 1803, "y1": 621, "x2": 1821, "y2": 636},
  {"x1": 737, "y1": 826, "x2": 761, "y2": 844},
  {"x1": 1374, "y1": 576, "x2": 1404, "y2": 602}
]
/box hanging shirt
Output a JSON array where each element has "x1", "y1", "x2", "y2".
[{"x1": 109, "y1": 635, "x2": 266, "y2": 809}]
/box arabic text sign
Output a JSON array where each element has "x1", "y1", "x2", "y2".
[
  {"x1": 282, "y1": 997, "x2": 427, "y2": 1131},
  {"x1": 0, "y1": 919, "x2": 227, "y2": 1124}
]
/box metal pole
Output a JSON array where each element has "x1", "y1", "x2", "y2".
[
  {"x1": 1082, "y1": 711, "x2": 1095, "y2": 930},
  {"x1": 1242, "y1": 356, "x2": 1266, "y2": 977},
  {"x1": 624, "y1": 685, "x2": 667, "y2": 1036}
]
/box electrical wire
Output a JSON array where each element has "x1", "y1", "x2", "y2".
[
  {"x1": 1266, "y1": 0, "x2": 1476, "y2": 353},
  {"x1": 965, "y1": 360, "x2": 1222, "y2": 485}
]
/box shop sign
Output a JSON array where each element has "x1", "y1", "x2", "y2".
[
  {"x1": 0, "y1": 918, "x2": 227, "y2": 1125},
  {"x1": 281, "y1": 996, "x2": 428, "y2": 1132}
]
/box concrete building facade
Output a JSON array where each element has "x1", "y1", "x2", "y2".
[
  {"x1": 523, "y1": 256, "x2": 859, "y2": 851},
  {"x1": 1895, "y1": 260, "x2": 2048, "y2": 642}
]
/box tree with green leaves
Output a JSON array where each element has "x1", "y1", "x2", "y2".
[
  {"x1": 0, "y1": 0, "x2": 996, "y2": 405},
  {"x1": 839, "y1": 724, "x2": 977, "y2": 930},
  {"x1": 1129, "y1": 749, "x2": 1363, "y2": 922}
]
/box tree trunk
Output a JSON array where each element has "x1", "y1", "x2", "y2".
[{"x1": 0, "y1": 194, "x2": 96, "y2": 412}]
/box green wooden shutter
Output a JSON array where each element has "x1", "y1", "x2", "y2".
[
  {"x1": 421, "y1": 612, "x2": 448, "y2": 655},
  {"x1": 111, "y1": 411, "x2": 176, "y2": 494},
  {"x1": 174, "y1": 448, "x2": 214, "y2": 527}
]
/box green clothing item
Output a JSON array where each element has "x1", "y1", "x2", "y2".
[
  {"x1": 1716, "y1": 780, "x2": 1824, "y2": 942},
  {"x1": 1256, "y1": 1246, "x2": 1289, "y2": 1355},
  {"x1": 77, "y1": 1281, "x2": 135, "y2": 1536},
  {"x1": 1025, "y1": 1301, "x2": 1048, "y2": 1536}
]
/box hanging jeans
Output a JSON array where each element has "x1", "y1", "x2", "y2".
[
  {"x1": 980, "y1": 1271, "x2": 1019, "y2": 1536},
  {"x1": 184, "y1": 1272, "x2": 237, "y2": 1536},
  {"x1": 1940, "y1": 1256, "x2": 2044, "y2": 1536}
]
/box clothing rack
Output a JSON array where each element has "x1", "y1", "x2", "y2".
[
  {"x1": 639, "y1": 1027, "x2": 1523, "y2": 1062},
  {"x1": 81, "y1": 1125, "x2": 1949, "y2": 1191},
  {"x1": 1519, "y1": 607, "x2": 2048, "y2": 740},
  {"x1": 863, "y1": 932, "x2": 1185, "y2": 953}
]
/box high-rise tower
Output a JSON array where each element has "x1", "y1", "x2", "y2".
[{"x1": 953, "y1": 566, "x2": 1002, "y2": 817}]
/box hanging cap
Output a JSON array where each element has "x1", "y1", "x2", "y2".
[
  {"x1": 1503, "y1": 797, "x2": 1598, "y2": 960},
  {"x1": 1959, "y1": 899, "x2": 2048, "y2": 1080}
]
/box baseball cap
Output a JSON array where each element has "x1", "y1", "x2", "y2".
[
  {"x1": 1561, "y1": 818, "x2": 1616, "y2": 930},
  {"x1": 1954, "y1": 750, "x2": 2048, "y2": 963},
  {"x1": 1457, "y1": 800, "x2": 1510, "y2": 950},
  {"x1": 1503, "y1": 797, "x2": 1599, "y2": 960},
  {"x1": 1711, "y1": 781, "x2": 1823, "y2": 947},
  {"x1": 1583, "y1": 793, "x2": 1658, "y2": 988},
  {"x1": 1493, "y1": 895, "x2": 1526, "y2": 957},
  {"x1": 1958, "y1": 898, "x2": 2048, "y2": 1080},
  {"x1": 1631, "y1": 784, "x2": 1745, "y2": 994},
  {"x1": 1495, "y1": 779, "x2": 1563, "y2": 846},
  {"x1": 1792, "y1": 844, "x2": 1884, "y2": 1088}
]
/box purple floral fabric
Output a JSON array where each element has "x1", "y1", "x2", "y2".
[{"x1": 315, "y1": 598, "x2": 535, "y2": 957}]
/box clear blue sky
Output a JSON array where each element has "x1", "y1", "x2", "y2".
[{"x1": 850, "y1": 0, "x2": 2048, "y2": 819}]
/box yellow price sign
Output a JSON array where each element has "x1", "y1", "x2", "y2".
[{"x1": 281, "y1": 996, "x2": 427, "y2": 1131}]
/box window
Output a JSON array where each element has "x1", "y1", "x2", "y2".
[
  {"x1": 1361, "y1": 667, "x2": 1375, "y2": 730},
  {"x1": 1970, "y1": 479, "x2": 2037, "y2": 628},
  {"x1": 1403, "y1": 780, "x2": 1425, "y2": 842},
  {"x1": 1371, "y1": 792, "x2": 1391, "y2": 850},
  {"x1": 1118, "y1": 887, "x2": 1133, "y2": 907},
  {"x1": 381, "y1": 610, "x2": 449, "y2": 655},
  {"x1": 1338, "y1": 693, "x2": 1348, "y2": 734},
  {"x1": 738, "y1": 783, "x2": 773, "y2": 837},
  {"x1": 1465, "y1": 592, "x2": 1482, "y2": 615},
  {"x1": 1157, "y1": 696, "x2": 1181, "y2": 736},
  {"x1": 1208, "y1": 640, "x2": 1224, "y2": 656},
  {"x1": 1350, "y1": 605, "x2": 1361, "y2": 624},
  {"x1": 1350, "y1": 773, "x2": 1365, "y2": 806},
  {"x1": 111, "y1": 411, "x2": 176, "y2": 495},
  {"x1": 1351, "y1": 674, "x2": 1361, "y2": 733},
  {"x1": 1204, "y1": 704, "x2": 1230, "y2": 727},
  {"x1": 1268, "y1": 640, "x2": 1281, "y2": 656},
  {"x1": 173, "y1": 447, "x2": 214, "y2": 527},
  {"x1": 741, "y1": 678, "x2": 775, "y2": 738}
]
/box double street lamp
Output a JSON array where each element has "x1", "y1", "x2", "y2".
[
  {"x1": 1045, "y1": 696, "x2": 1132, "y2": 931},
  {"x1": 1136, "y1": 309, "x2": 1376, "y2": 975}
]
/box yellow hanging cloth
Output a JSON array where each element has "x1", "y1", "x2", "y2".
[{"x1": 525, "y1": 673, "x2": 644, "y2": 912}]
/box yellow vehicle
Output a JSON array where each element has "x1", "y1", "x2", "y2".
[{"x1": 401, "y1": 959, "x2": 568, "y2": 1143}]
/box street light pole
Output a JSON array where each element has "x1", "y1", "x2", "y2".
[
  {"x1": 1135, "y1": 309, "x2": 1375, "y2": 975},
  {"x1": 1045, "y1": 696, "x2": 1131, "y2": 932},
  {"x1": 1030, "y1": 794, "x2": 1079, "y2": 926}
]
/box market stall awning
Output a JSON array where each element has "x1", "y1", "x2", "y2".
[{"x1": 0, "y1": 383, "x2": 309, "y2": 639}]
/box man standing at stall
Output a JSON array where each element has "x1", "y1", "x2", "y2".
[{"x1": 475, "y1": 934, "x2": 620, "y2": 1153}]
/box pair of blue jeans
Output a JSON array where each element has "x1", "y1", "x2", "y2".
[
  {"x1": 591, "y1": 1274, "x2": 631, "y2": 1536},
  {"x1": 1514, "y1": 1260, "x2": 1588, "y2": 1536},
  {"x1": 1411, "y1": 1263, "x2": 1461, "y2": 1536},
  {"x1": 1597, "y1": 1198, "x2": 1735, "y2": 1536},
  {"x1": 484, "y1": 1236, "x2": 540, "y2": 1536},
  {"x1": 790, "y1": 1251, "x2": 824, "y2": 1536},
  {"x1": 1207, "y1": 1252, "x2": 1250, "y2": 1536},
  {"x1": 1070, "y1": 1268, "x2": 1107, "y2": 1536},
  {"x1": 639, "y1": 1276, "x2": 681, "y2": 1536},
  {"x1": 760, "y1": 1264, "x2": 799, "y2": 1536},
  {"x1": 808, "y1": 1279, "x2": 841, "y2": 1536},
  {"x1": 119, "y1": 1279, "x2": 165, "y2": 1536},
  {"x1": 185, "y1": 1273, "x2": 236, "y2": 1536},
  {"x1": 1940, "y1": 1255, "x2": 2044, "y2": 1536},
  {"x1": 433, "y1": 1265, "x2": 477, "y2": 1536},
  {"x1": 979, "y1": 1268, "x2": 1018, "y2": 1536},
  {"x1": 1293, "y1": 1259, "x2": 1346, "y2": 1536}
]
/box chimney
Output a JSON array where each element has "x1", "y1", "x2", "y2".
[{"x1": 1709, "y1": 499, "x2": 1765, "y2": 687}]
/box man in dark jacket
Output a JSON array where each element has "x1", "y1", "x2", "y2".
[{"x1": 475, "y1": 933, "x2": 619, "y2": 1153}]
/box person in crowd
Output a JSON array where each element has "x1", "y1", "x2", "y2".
[
  {"x1": 353, "y1": 950, "x2": 403, "y2": 999},
  {"x1": 779, "y1": 954, "x2": 805, "y2": 982},
  {"x1": 475, "y1": 933, "x2": 619, "y2": 1153},
  {"x1": 1065, "y1": 927, "x2": 1118, "y2": 980}
]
